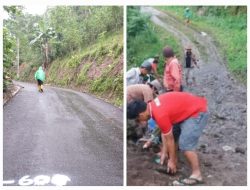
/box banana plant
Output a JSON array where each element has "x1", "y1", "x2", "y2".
[{"x1": 30, "y1": 20, "x2": 57, "y2": 68}]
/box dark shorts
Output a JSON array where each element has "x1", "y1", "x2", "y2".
[{"x1": 37, "y1": 79, "x2": 43, "y2": 85}]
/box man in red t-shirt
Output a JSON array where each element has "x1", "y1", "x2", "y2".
[{"x1": 127, "y1": 92, "x2": 209, "y2": 185}]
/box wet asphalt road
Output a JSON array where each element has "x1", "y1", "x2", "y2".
[{"x1": 3, "y1": 82, "x2": 123, "y2": 186}]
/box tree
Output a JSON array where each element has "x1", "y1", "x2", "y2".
[
  {"x1": 4, "y1": 5, "x2": 124, "y2": 81},
  {"x1": 3, "y1": 6, "x2": 24, "y2": 78},
  {"x1": 3, "y1": 27, "x2": 15, "y2": 70},
  {"x1": 47, "y1": 6, "x2": 82, "y2": 56},
  {"x1": 30, "y1": 20, "x2": 56, "y2": 68}
]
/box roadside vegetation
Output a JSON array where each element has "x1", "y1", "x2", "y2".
[
  {"x1": 3, "y1": 6, "x2": 123, "y2": 106},
  {"x1": 127, "y1": 6, "x2": 181, "y2": 75},
  {"x1": 156, "y1": 6, "x2": 247, "y2": 84},
  {"x1": 47, "y1": 32, "x2": 123, "y2": 106}
]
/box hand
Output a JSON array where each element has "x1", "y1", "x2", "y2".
[
  {"x1": 143, "y1": 140, "x2": 152, "y2": 149},
  {"x1": 167, "y1": 159, "x2": 177, "y2": 174}
]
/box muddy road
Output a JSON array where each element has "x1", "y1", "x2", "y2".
[
  {"x1": 3, "y1": 81, "x2": 123, "y2": 186},
  {"x1": 127, "y1": 7, "x2": 247, "y2": 186}
]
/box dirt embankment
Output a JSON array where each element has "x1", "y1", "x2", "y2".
[
  {"x1": 127, "y1": 7, "x2": 247, "y2": 186},
  {"x1": 18, "y1": 34, "x2": 123, "y2": 107}
]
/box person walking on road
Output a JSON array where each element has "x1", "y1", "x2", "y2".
[
  {"x1": 163, "y1": 47, "x2": 182, "y2": 92},
  {"x1": 35, "y1": 66, "x2": 45, "y2": 92},
  {"x1": 185, "y1": 46, "x2": 199, "y2": 87},
  {"x1": 127, "y1": 92, "x2": 209, "y2": 186},
  {"x1": 184, "y1": 7, "x2": 192, "y2": 25}
]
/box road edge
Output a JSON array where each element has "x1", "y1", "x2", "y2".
[{"x1": 3, "y1": 83, "x2": 23, "y2": 106}]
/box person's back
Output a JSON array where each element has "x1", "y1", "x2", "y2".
[
  {"x1": 35, "y1": 67, "x2": 45, "y2": 81},
  {"x1": 35, "y1": 66, "x2": 45, "y2": 92},
  {"x1": 184, "y1": 8, "x2": 192, "y2": 24},
  {"x1": 150, "y1": 92, "x2": 207, "y2": 133},
  {"x1": 127, "y1": 84, "x2": 154, "y2": 103}
]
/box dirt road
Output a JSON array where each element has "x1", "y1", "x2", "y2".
[
  {"x1": 127, "y1": 6, "x2": 247, "y2": 186},
  {"x1": 4, "y1": 81, "x2": 123, "y2": 186}
]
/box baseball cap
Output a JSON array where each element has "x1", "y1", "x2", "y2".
[{"x1": 141, "y1": 60, "x2": 152, "y2": 72}]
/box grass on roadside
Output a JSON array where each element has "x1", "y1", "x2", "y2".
[
  {"x1": 156, "y1": 6, "x2": 247, "y2": 84},
  {"x1": 127, "y1": 7, "x2": 182, "y2": 75}
]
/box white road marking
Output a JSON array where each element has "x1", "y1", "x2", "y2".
[
  {"x1": 18, "y1": 175, "x2": 33, "y2": 186},
  {"x1": 33, "y1": 175, "x2": 50, "y2": 186},
  {"x1": 3, "y1": 180, "x2": 15, "y2": 185},
  {"x1": 5, "y1": 174, "x2": 71, "y2": 186},
  {"x1": 51, "y1": 174, "x2": 71, "y2": 186}
]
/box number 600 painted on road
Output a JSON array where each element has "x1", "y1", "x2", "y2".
[{"x1": 18, "y1": 174, "x2": 70, "y2": 186}]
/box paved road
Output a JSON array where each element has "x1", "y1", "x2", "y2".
[{"x1": 3, "y1": 82, "x2": 123, "y2": 186}]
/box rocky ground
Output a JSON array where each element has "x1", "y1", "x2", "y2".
[{"x1": 127, "y1": 7, "x2": 247, "y2": 186}]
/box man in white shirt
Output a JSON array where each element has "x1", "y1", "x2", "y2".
[{"x1": 126, "y1": 60, "x2": 152, "y2": 86}]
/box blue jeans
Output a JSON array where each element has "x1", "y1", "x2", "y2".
[{"x1": 178, "y1": 112, "x2": 209, "y2": 151}]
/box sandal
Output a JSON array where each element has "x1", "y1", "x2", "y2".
[{"x1": 173, "y1": 177, "x2": 203, "y2": 186}]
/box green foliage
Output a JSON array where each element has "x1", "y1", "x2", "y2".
[
  {"x1": 127, "y1": 7, "x2": 181, "y2": 75},
  {"x1": 4, "y1": 6, "x2": 123, "y2": 106},
  {"x1": 91, "y1": 74, "x2": 123, "y2": 93},
  {"x1": 3, "y1": 27, "x2": 15, "y2": 69},
  {"x1": 76, "y1": 63, "x2": 92, "y2": 85},
  {"x1": 20, "y1": 63, "x2": 34, "y2": 79},
  {"x1": 127, "y1": 6, "x2": 149, "y2": 37},
  {"x1": 48, "y1": 6, "x2": 82, "y2": 57},
  {"x1": 112, "y1": 41, "x2": 123, "y2": 59},
  {"x1": 46, "y1": 59, "x2": 61, "y2": 82},
  {"x1": 157, "y1": 6, "x2": 247, "y2": 84},
  {"x1": 3, "y1": 7, "x2": 22, "y2": 92},
  {"x1": 90, "y1": 71, "x2": 123, "y2": 106},
  {"x1": 4, "y1": 5, "x2": 123, "y2": 75},
  {"x1": 47, "y1": 6, "x2": 123, "y2": 57},
  {"x1": 4, "y1": 6, "x2": 44, "y2": 79},
  {"x1": 66, "y1": 55, "x2": 82, "y2": 68},
  {"x1": 3, "y1": 6, "x2": 23, "y2": 18},
  {"x1": 46, "y1": 32, "x2": 123, "y2": 106}
]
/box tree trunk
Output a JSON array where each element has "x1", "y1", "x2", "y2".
[
  {"x1": 16, "y1": 38, "x2": 19, "y2": 78},
  {"x1": 44, "y1": 41, "x2": 49, "y2": 68}
]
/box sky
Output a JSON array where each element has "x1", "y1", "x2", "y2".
[
  {"x1": 23, "y1": 4, "x2": 48, "y2": 15},
  {"x1": 3, "y1": 5, "x2": 48, "y2": 19}
]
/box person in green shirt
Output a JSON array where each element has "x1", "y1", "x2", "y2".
[
  {"x1": 34, "y1": 66, "x2": 46, "y2": 92},
  {"x1": 184, "y1": 7, "x2": 192, "y2": 25}
]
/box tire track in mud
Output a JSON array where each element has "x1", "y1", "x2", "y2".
[{"x1": 127, "y1": 6, "x2": 247, "y2": 186}]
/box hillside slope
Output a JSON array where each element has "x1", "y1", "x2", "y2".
[{"x1": 20, "y1": 32, "x2": 123, "y2": 106}]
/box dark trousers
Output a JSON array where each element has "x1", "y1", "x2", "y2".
[{"x1": 37, "y1": 79, "x2": 43, "y2": 86}]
